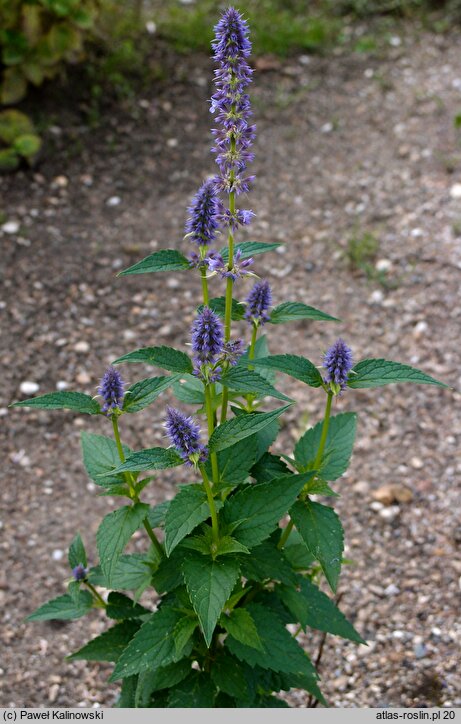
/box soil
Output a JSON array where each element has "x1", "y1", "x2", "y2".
[{"x1": 1, "y1": 26, "x2": 461, "y2": 709}]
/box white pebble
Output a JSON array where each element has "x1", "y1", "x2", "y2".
[
  {"x1": 2, "y1": 221, "x2": 20, "y2": 234},
  {"x1": 167, "y1": 138, "x2": 178, "y2": 148},
  {"x1": 410, "y1": 456, "x2": 423, "y2": 469},
  {"x1": 384, "y1": 583, "x2": 400, "y2": 596},
  {"x1": 321, "y1": 122, "x2": 333, "y2": 134},
  {"x1": 74, "y1": 340, "x2": 90, "y2": 353},
  {"x1": 123, "y1": 329, "x2": 136, "y2": 341},
  {"x1": 145, "y1": 20, "x2": 156, "y2": 34},
  {"x1": 450, "y1": 183, "x2": 461, "y2": 200},
  {"x1": 56, "y1": 381, "x2": 69, "y2": 390},
  {"x1": 369, "y1": 289, "x2": 384, "y2": 304},
  {"x1": 52, "y1": 549, "x2": 64, "y2": 561},
  {"x1": 379, "y1": 506, "x2": 400, "y2": 522},
  {"x1": 106, "y1": 196, "x2": 121, "y2": 207},
  {"x1": 370, "y1": 501, "x2": 384, "y2": 512},
  {"x1": 375, "y1": 258, "x2": 392, "y2": 272},
  {"x1": 389, "y1": 35, "x2": 401, "y2": 46},
  {"x1": 20, "y1": 381, "x2": 39, "y2": 395}
]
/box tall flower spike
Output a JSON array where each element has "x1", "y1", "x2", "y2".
[
  {"x1": 323, "y1": 339, "x2": 353, "y2": 394},
  {"x1": 98, "y1": 367, "x2": 124, "y2": 414},
  {"x1": 191, "y1": 306, "x2": 224, "y2": 366},
  {"x1": 185, "y1": 179, "x2": 220, "y2": 246},
  {"x1": 165, "y1": 407, "x2": 208, "y2": 465},
  {"x1": 245, "y1": 279, "x2": 272, "y2": 325}
]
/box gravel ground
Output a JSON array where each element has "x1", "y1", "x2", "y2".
[{"x1": 1, "y1": 27, "x2": 460, "y2": 708}]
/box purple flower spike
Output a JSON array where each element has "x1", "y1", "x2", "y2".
[
  {"x1": 98, "y1": 367, "x2": 124, "y2": 414},
  {"x1": 191, "y1": 306, "x2": 224, "y2": 366},
  {"x1": 207, "y1": 248, "x2": 254, "y2": 280},
  {"x1": 165, "y1": 407, "x2": 208, "y2": 466},
  {"x1": 185, "y1": 179, "x2": 220, "y2": 246},
  {"x1": 245, "y1": 280, "x2": 272, "y2": 325},
  {"x1": 72, "y1": 564, "x2": 88, "y2": 582},
  {"x1": 222, "y1": 339, "x2": 245, "y2": 366},
  {"x1": 323, "y1": 339, "x2": 353, "y2": 393}
]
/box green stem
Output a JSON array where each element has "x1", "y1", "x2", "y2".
[
  {"x1": 112, "y1": 415, "x2": 126, "y2": 463},
  {"x1": 204, "y1": 384, "x2": 219, "y2": 485},
  {"x1": 200, "y1": 464, "x2": 219, "y2": 545},
  {"x1": 143, "y1": 518, "x2": 164, "y2": 559},
  {"x1": 277, "y1": 519, "x2": 294, "y2": 550},
  {"x1": 221, "y1": 177, "x2": 236, "y2": 423},
  {"x1": 245, "y1": 323, "x2": 259, "y2": 411},
  {"x1": 201, "y1": 266, "x2": 209, "y2": 306},
  {"x1": 85, "y1": 581, "x2": 106, "y2": 608}
]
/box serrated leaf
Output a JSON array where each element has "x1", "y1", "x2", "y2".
[
  {"x1": 239, "y1": 334, "x2": 276, "y2": 385},
  {"x1": 182, "y1": 553, "x2": 241, "y2": 647},
  {"x1": 173, "y1": 617, "x2": 198, "y2": 658},
  {"x1": 226, "y1": 602, "x2": 317, "y2": 680},
  {"x1": 240, "y1": 540, "x2": 297, "y2": 586},
  {"x1": 89, "y1": 554, "x2": 152, "y2": 591},
  {"x1": 209, "y1": 405, "x2": 291, "y2": 453},
  {"x1": 283, "y1": 529, "x2": 315, "y2": 570},
  {"x1": 250, "y1": 452, "x2": 290, "y2": 484},
  {"x1": 81, "y1": 431, "x2": 131, "y2": 486},
  {"x1": 219, "y1": 241, "x2": 281, "y2": 263},
  {"x1": 118, "y1": 249, "x2": 190, "y2": 276},
  {"x1": 27, "y1": 591, "x2": 93, "y2": 622},
  {"x1": 12, "y1": 391, "x2": 100, "y2": 414},
  {"x1": 197, "y1": 296, "x2": 246, "y2": 321},
  {"x1": 116, "y1": 677, "x2": 138, "y2": 707},
  {"x1": 122, "y1": 375, "x2": 180, "y2": 413},
  {"x1": 211, "y1": 651, "x2": 250, "y2": 699},
  {"x1": 252, "y1": 354, "x2": 324, "y2": 388},
  {"x1": 113, "y1": 346, "x2": 193, "y2": 374},
  {"x1": 99, "y1": 447, "x2": 183, "y2": 477},
  {"x1": 135, "y1": 660, "x2": 191, "y2": 706},
  {"x1": 220, "y1": 608, "x2": 263, "y2": 650},
  {"x1": 294, "y1": 412, "x2": 357, "y2": 480},
  {"x1": 151, "y1": 547, "x2": 184, "y2": 593},
  {"x1": 269, "y1": 301, "x2": 339, "y2": 325},
  {"x1": 68, "y1": 620, "x2": 141, "y2": 662},
  {"x1": 280, "y1": 579, "x2": 365, "y2": 643},
  {"x1": 221, "y1": 367, "x2": 292, "y2": 402},
  {"x1": 147, "y1": 500, "x2": 171, "y2": 529},
  {"x1": 348, "y1": 358, "x2": 448, "y2": 389},
  {"x1": 168, "y1": 671, "x2": 215, "y2": 707},
  {"x1": 110, "y1": 606, "x2": 183, "y2": 680},
  {"x1": 215, "y1": 536, "x2": 250, "y2": 556},
  {"x1": 207, "y1": 436, "x2": 258, "y2": 488},
  {"x1": 106, "y1": 592, "x2": 151, "y2": 620},
  {"x1": 290, "y1": 500, "x2": 344, "y2": 592},
  {"x1": 164, "y1": 485, "x2": 214, "y2": 556},
  {"x1": 96, "y1": 503, "x2": 150, "y2": 586},
  {"x1": 223, "y1": 471, "x2": 315, "y2": 549},
  {"x1": 68, "y1": 533, "x2": 87, "y2": 569},
  {"x1": 172, "y1": 374, "x2": 205, "y2": 404}
]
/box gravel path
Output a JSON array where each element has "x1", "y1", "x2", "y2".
[{"x1": 1, "y1": 27, "x2": 460, "y2": 708}]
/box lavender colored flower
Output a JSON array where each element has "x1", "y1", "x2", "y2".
[
  {"x1": 323, "y1": 339, "x2": 353, "y2": 393},
  {"x1": 218, "y1": 207, "x2": 255, "y2": 230},
  {"x1": 165, "y1": 407, "x2": 208, "y2": 465},
  {"x1": 245, "y1": 279, "x2": 272, "y2": 325},
  {"x1": 191, "y1": 306, "x2": 224, "y2": 366},
  {"x1": 98, "y1": 367, "x2": 124, "y2": 414},
  {"x1": 189, "y1": 249, "x2": 221, "y2": 270},
  {"x1": 222, "y1": 339, "x2": 245, "y2": 366},
  {"x1": 72, "y1": 564, "x2": 88, "y2": 582},
  {"x1": 185, "y1": 179, "x2": 220, "y2": 246},
  {"x1": 207, "y1": 248, "x2": 254, "y2": 280}
]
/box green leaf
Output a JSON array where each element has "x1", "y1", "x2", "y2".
[
  {"x1": 68, "y1": 621, "x2": 141, "y2": 662},
  {"x1": 151, "y1": 548, "x2": 184, "y2": 593},
  {"x1": 208, "y1": 436, "x2": 259, "y2": 488},
  {"x1": 99, "y1": 447, "x2": 183, "y2": 477},
  {"x1": 226, "y1": 602, "x2": 318, "y2": 680},
  {"x1": 118, "y1": 249, "x2": 190, "y2": 276},
  {"x1": 182, "y1": 553, "x2": 241, "y2": 647},
  {"x1": 168, "y1": 671, "x2": 215, "y2": 707},
  {"x1": 135, "y1": 660, "x2": 191, "y2": 706},
  {"x1": 269, "y1": 301, "x2": 339, "y2": 325},
  {"x1": 172, "y1": 374, "x2": 205, "y2": 405},
  {"x1": 110, "y1": 606, "x2": 183, "y2": 680},
  {"x1": 27, "y1": 591, "x2": 93, "y2": 622},
  {"x1": 215, "y1": 536, "x2": 250, "y2": 556},
  {"x1": 280, "y1": 579, "x2": 365, "y2": 643},
  {"x1": 348, "y1": 358, "x2": 448, "y2": 389},
  {"x1": 239, "y1": 334, "x2": 276, "y2": 385},
  {"x1": 208, "y1": 405, "x2": 291, "y2": 453},
  {"x1": 96, "y1": 503, "x2": 150, "y2": 586},
  {"x1": 116, "y1": 677, "x2": 138, "y2": 707},
  {"x1": 219, "y1": 241, "x2": 281, "y2": 263},
  {"x1": 147, "y1": 500, "x2": 171, "y2": 529},
  {"x1": 113, "y1": 346, "x2": 193, "y2": 374},
  {"x1": 220, "y1": 608, "x2": 263, "y2": 651},
  {"x1": 11, "y1": 391, "x2": 100, "y2": 415},
  {"x1": 173, "y1": 617, "x2": 198, "y2": 658},
  {"x1": 68, "y1": 533, "x2": 87, "y2": 569},
  {"x1": 164, "y1": 485, "x2": 214, "y2": 556},
  {"x1": 81, "y1": 431, "x2": 131, "y2": 486},
  {"x1": 89, "y1": 554, "x2": 152, "y2": 591},
  {"x1": 211, "y1": 651, "x2": 250, "y2": 699},
  {"x1": 290, "y1": 500, "x2": 344, "y2": 592},
  {"x1": 252, "y1": 354, "x2": 324, "y2": 388},
  {"x1": 283, "y1": 529, "x2": 315, "y2": 570},
  {"x1": 197, "y1": 296, "x2": 246, "y2": 321},
  {"x1": 250, "y1": 452, "x2": 290, "y2": 484},
  {"x1": 221, "y1": 367, "x2": 292, "y2": 402},
  {"x1": 294, "y1": 412, "x2": 357, "y2": 480},
  {"x1": 240, "y1": 540, "x2": 297, "y2": 586},
  {"x1": 223, "y1": 471, "x2": 315, "y2": 549},
  {"x1": 122, "y1": 375, "x2": 180, "y2": 413},
  {"x1": 13, "y1": 132, "x2": 41, "y2": 159},
  {"x1": 106, "y1": 592, "x2": 151, "y2": 620},
  {"x1": 0, "y1": 148, "x2": 19, "y2": 171}
]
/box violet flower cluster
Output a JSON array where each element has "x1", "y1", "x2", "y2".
[
  {"x1": 323, "y1": 338, "x2": 353, "y2": 393},
  {"x1": 165, "y1": 406, "x2": 208, "y2": 466},
  {"x1": 98, "y1": 367, "x2": 124, "y2": 414},
  {"x1": 245, "y1": 279, "x2": 272, "y2": 325},
  {"x1": 185, "y1": 179, "x2": 220, "y2": 247}
]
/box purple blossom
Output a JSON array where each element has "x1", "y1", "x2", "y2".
[
  {"x1": 72, "y1": 564, "x2": 88, "y2": 582},
  {"x1": 207, "y1": 248, "x2": 254, "y2": 280},
  {"x1": 245, "y1": 280, "x2": 272, "y2": 325},
  {"x1": 222, "y1": 339, "x2": 245, "y2": 366},
  {"x1": 189, "y1": 249, "x2": 221, "y2": 269},
  {"x1": 218, "y1": 207, "x2": 255, "y2": 230},
  {"x1": 323, "y1": 339, "x2": 353, "y2": 392},
  {"x1": 165, "y1": 407, "x2": 208, "y2": 465},
  {"x1": 185, "y1": 179, "x2": 220, "y2": 246},
  {"x1": 191, "y1": 306, "x2": 224, "y2": 366},
  {"x1": 98, "y1": 367, "x2": 124, "y2": 414}
]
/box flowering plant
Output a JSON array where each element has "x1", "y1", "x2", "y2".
[{"x1": 13, "y1": 8, "x2": 447, "y2": 708}]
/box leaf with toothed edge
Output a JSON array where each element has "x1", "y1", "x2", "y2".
[
  {"x1": 11, "y1": 391, "x2": 101, "y2": 414},
  {"x1": 113, "y1": 346, "x2": 193, "y2": 374},
  {"x1": 208, "y1": 404, "x2": 292, "y2": 453},
  {"x1": 251, "y1": 354, "x2": 324, "y2": 388},
  {"x1": 348, "y1": 358, "x2": 448, "y2": 389},
  {"x1": 122, "y1": 375, "x2": 181, "y2": 413},
  {"x1": 118, "y1": 249, "x2": 190, "y2": 276},
  {"x1": 96, "y1": 503, "x2": 150, "y2": 586},
  {"x1": 269, "y1": 301, "x2": 339, "y2": 324},
  {"x1": 219, "y1": 241, "x2": 281, "y2": 263}
]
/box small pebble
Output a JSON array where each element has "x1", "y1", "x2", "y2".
[
  {"x1": 379, "y1": 506, "x2": 400, "y2": 522},
  {"x1": 384, "y1": 583, "x2": 400, "y2": 596},
  {"x1": 450, "y1": 183, "x2": 461, "y2": 200},
  {"x1": 410, "y1": 456, "x2": 423, "y2": 469},
  {"x1": 74, "y1": 341, "x2": 90, "y2": 353},
  {"x1": 369, "y1": 289, "x2": 384, "y2": 304},
  {"x1": 51, "y1": 549, "x2": 64, "y2": 561},
  {"x1": 76, "y1": 371, "x2": 91, "y2": 385},
  {"x1": 414, "y1": 642, "x2": 428, "y2": 658},
  {"x1": 19, "y1": 381, "x2": 40, "y2": 395},
  {"x1": 321, "y1": 122, "x2": 334, "y2": 134},
  {"x1": 375, "y1": 259, "x2": 392, "y2": 272},
  {"x1": 145, "y1": 20, "x2": 156, "y2": 34},
  {"x1": 56, "y1": 381, "x2": 69, "y2": 390},
  {"x1": 106, "y1": 196, "x2": 121, "y2": 207},
  {"x1": 2, "y1": 221, "x2": 20, "y2": 234}
]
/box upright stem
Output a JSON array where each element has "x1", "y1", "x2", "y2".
[
  {"x1": 200, "y1": 464, "x2": 220, "y2": 545},
  {"x1": 204, "y1": 384, "x2": 219, "y2": 485},
  {"x1": 201, "y1": 266, "x2": 209, "y2": 306},
  {"x1": 245, "y1": 322, "x2": 259, "y2": 410},
  {"x1": 85, "y1": 581, "x2": 107, "y2": 608},
  {"x1": 221, "y1": 150, "x2": 236, "y2": 423}
]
